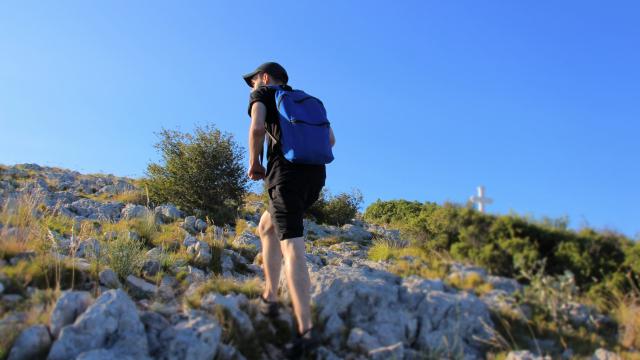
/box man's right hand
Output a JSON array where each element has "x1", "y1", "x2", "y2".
[{"x1": 248, "y1": 163, "x2": 266, "y2": 181}]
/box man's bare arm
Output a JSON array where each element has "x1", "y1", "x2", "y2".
[{"x1": 248, "y1": 102, "x2": 267, "y2": 179}]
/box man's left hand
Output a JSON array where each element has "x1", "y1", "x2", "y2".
[{"x1": 248, "y1": 163, "x2": 266, "y2": 180}]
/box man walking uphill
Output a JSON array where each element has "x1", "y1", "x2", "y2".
[{"x1": 243, "y1": 61, "x2": 335, "y2": 358}]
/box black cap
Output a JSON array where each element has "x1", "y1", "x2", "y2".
[{"x1": 242, "y1": 62, "x2": 289, "y2": 88}]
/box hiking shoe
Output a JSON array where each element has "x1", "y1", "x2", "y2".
[
  {"x1": 258, "y1": 294, "x2": 280, "y2": 318},
  {"x1": 284, "y1": 327, "x2": 322, "y2": 360}
]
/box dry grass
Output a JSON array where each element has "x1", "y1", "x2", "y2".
[
  {"x1": 614, "y1": 280, "x2": 640, "y2": 351},
  {"x1": 184, "y1": 276, "x2": 262, "y2": 309},
  {"x1": 235, "y1": 219, "x2": 256, "y2": 237},
  {"x1": 446, "y1": 272, "x2": 494, "y2": 295}
]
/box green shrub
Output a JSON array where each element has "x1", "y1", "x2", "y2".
[
  {"x1": 105, "y1": 232, "x2": 145, "y2": 279},
  {"x1": 143, "y1": 124, "x2": 249, "y2": 225},
  {"x1": 307, "y1": 188, "x2": 363, "y2": 226},
  {"x1": 363, "y1": 199, "x2": 636, "y2": 299}
]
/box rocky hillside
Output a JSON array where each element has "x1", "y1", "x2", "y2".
[{"x1": 0, "y1": 163, "x2": 632, "y2": 359}]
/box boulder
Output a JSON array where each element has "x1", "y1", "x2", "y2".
[
  {"x1": 157, "y1": 311, "x2": 222, "y2": 360},
  {"x1": 7, "y1": 325, "x2": 51, "y2": 360},
  {"x1": 47, "y1": 289, "x2": 150, "y2": 360},
  {"x1": 487, "y1": 275, "x2": 522, "y2": 295},
  {"x1": 505, "y1": 351, "x2": 552, "y2": 360},
  {"x1": 233, "y1": 231, "x2": 261, "y2": 252},
  {"x1": 49, "y1": 291, "x2": 94, "y2": 338},
  {"x1": 76, "y1": 238, "x2": 101, "y2": 258},
  {"x1": 154, "y1": 204, "x2": 184, "y2": 224},
  {"x1": 63, "y1": 198, "x2": 124, "y2": 221},
  {"x1": 201, "y1": 293, "x2": 253, "y2": 334},
  {"x1": 181, "y1": 216, "x2": 197, "y2": 234},
  {"x1": 310, "y1": 265, "x2": 494, "y2": 357},
  {"x1": 99, "y1": 269, "x2": 122, "y2": 289},
  {"x1": 187, "y1": 241, "x2": 211, "y2": 267},
  {"x1": 592, "y1": 348, "x2": 622, "y2": 360},
  {"x1": 140, "y1": 311, "x2": 171, "y2": 358},
  {"x1": 121, "y1": 204, "x2": 150, "y2": 220},
  {"x1": 142, "y1": 259, "x2": 161, "y2": 277},
  {"x1": 340, "y1": 224, "x2": 373, "y2": 242},
  {"x1": 194, "y1": 218, "x2": 208, "y2": 232},
  {"x1": 346, "y1": 327, "x2": 381, "y2": 354},
  {"x1": 183, "y1": 234, "x2": 198, "y2": 248},
  {"x1": 126, "y1": 275, "x2": 158, "y2": 299}
]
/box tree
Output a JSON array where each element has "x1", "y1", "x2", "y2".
[
  {"x1": 143, "y1": 124, "x2": 249, "y2": 225},
  {"x1": 307, "y1": 188, "x2": 363, "y2": 226}
]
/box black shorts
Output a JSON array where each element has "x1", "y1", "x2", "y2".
[{"x1": 267, "y1": 181, "x2": 324, "y2": 241}]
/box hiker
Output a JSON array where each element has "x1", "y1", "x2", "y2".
[{"x1": 243, "y1": 61, "x2": 335, "y2": 357}]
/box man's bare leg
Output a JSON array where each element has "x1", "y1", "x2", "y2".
[
  {"x1": 280, "y1": 236, "x2": 312, "y2": 335},
  {"x1": 258, "y1": 211, "x2": 282, "y2": 302}
]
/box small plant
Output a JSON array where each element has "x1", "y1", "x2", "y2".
[{"x1": 105, "y1": 231, "x2": 145, "y2": 279}]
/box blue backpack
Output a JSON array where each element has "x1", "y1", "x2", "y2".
[{"x1": 265, "y1": 85, "x2": 334, "y2": 165}]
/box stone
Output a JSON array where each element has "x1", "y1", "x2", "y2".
[
  {"x1": 63, "y1": 198, "x2": 124, "y2": 221},
  {"x1": 158, "y1": 311, "x2": 222, "y2": 360},
  {"x1": 157, "y1": 276, "x2": 178, "y2": 302},
  {"x1": 181, "y1": 216, "x2": 197, "y2": 234},
  {"x1": 140, "y1": 311, "x2": 171, "y2": 358},
  {"x1": 310, "y1": 265, "x2": 493, "y2": 358},
  {"x1": 347, "y1": 327, "x2": 381, "y2": 354},
  {"x1": 183, "y1": 234, "x2": 198, "y2": 248},
  {"x1": 154, "y1": 204, "x2": 184, "y2": 224},
  {"x1": 340, "y1": 224, "x2": 373, "y2": 242},
  {"x1": 592, "y1": 348, "x2": 622, "y2": 360},
  {"x1": 505, "y1": 351, "x2": 552, "y2": 360},
  {"x1": 126, "y1": 275, "x2": 158, "y2": 299},
  {"x1": 194, "y1": 218, "x2": 208, "y2": 232},
  {"x1": 201, "y1": 293, "x2": 253, "y2": 335},
  {"x1": 76, "y1": 238, "x2": 101, "y2": 258},
  {"x1": 47, "y1": 289, "x2": 150, "y2": 360},
  {"x1": 142, "y1": 259, "x2": 161, "y2": 277},
  {"x1": 50, "y1": 291, "x2": 94, "y2": 338},
  {"x1": 216, "y1": 343, "x2": 247, "y2": 360},
  {"x1": 7, "y1": 325, "x2": 51, "y2": 360},
  {"x1": 187, "y1": 241, "x2": 211, "y2": 267},
  {"x1": 99, "y1": 269, "x2": 122, "y2": 289},
  {"x1": 127, "y1": 230, "x2": 141, "y2": 242},
  {"x1": 184, "y1": 266, "x2": 206, "y2": 284},
  {"x1": 487, "y1": 275, "x2": 523, "y2": 295},
  {"x1": 1, "y1": 294, "x2": 23, "y2": 305},
  {"x1": 9, "y1": 251, "x2": 36, "y2": 266},
  {"x1": 221, "y1": 251, "x2": 235, "y2": 276},
  {"x1": 481, "y1": 290, "x2": 527, "y2": 320},
  {"x1": 121, "y1": 204, "x2": 150, "y2": 220},
  {"x1": 233, "y1": 231, "x2": 261, "y2": 252},
  {"x1": 402, "y1": 275, "x2": 445, "y2": 292}
]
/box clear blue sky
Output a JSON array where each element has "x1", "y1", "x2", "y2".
[{"x1": 1, "y1": 1, "x2": 638, "y2": 238}]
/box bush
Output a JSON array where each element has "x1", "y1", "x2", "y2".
[
  {"x1": 105, "y1": 232, "x2": 145, "y2": 279},
  {"x1": 143, "y1": 124, "x2": 249, "y2": 225},
  {"x1": 307, "y1": 188, "x2": 363, "y2": 226},
  {"x1": 363, "y1": 199, "x2": 637, "y2": 299}
]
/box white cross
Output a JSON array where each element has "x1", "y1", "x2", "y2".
[{"x1": 469, "y1": 185, "x2": 493, "y2": 213}]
